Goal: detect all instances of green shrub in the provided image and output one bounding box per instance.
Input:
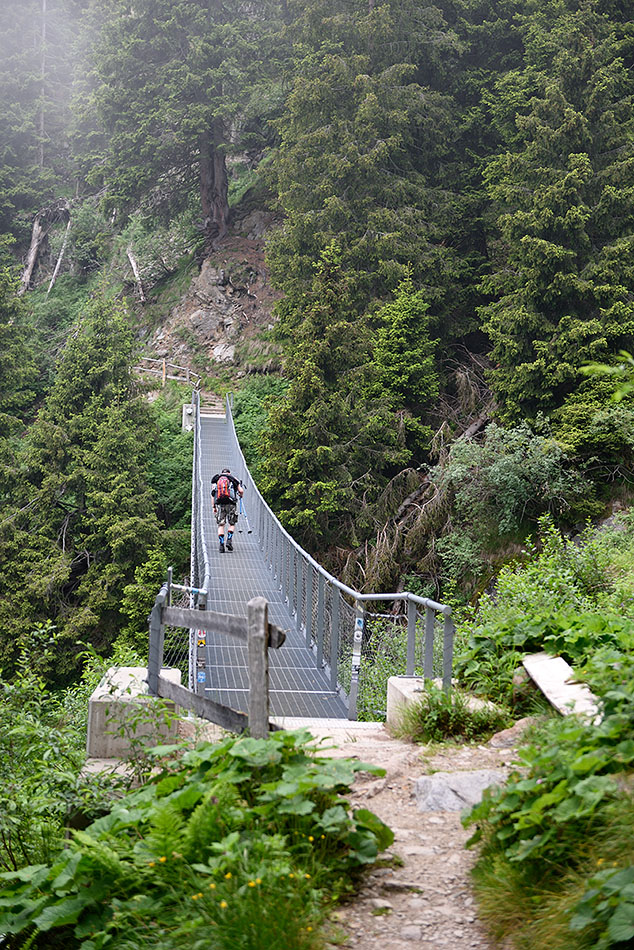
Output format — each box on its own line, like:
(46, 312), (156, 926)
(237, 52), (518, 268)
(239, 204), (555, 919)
(70, 202), (113, 272)
(464, 675), (634, 949)
(0, 731), (393, 950)
(233, 376), (288, 480)
(457, 610), (634, 706)
(453, 514), (634, 704)
(393, 682), (510, 743)
(431, 424), (593, 537)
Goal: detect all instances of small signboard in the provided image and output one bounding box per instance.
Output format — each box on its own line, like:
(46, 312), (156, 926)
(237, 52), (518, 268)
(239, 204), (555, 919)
(197, 670), (206, 684)
(197, 638), (206, 647)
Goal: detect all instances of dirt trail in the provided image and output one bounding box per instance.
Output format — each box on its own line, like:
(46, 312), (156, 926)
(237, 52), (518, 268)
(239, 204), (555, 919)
(303, 722), (516, 950)
(182, 718), (521, 949)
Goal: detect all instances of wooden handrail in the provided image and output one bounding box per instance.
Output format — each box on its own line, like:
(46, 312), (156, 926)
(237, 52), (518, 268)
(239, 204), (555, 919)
(148, 590), (281, 738)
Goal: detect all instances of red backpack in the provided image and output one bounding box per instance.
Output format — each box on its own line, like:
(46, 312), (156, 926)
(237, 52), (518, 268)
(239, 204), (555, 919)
(215, 475), (233, 503)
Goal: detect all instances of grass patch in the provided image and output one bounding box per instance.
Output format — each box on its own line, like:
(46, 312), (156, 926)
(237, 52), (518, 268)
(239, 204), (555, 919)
(0, 731), (394, 950)
(393, 682), (510, 743)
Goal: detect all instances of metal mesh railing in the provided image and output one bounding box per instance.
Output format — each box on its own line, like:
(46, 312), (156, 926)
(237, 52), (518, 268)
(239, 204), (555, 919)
(165, 388), (210, 693)
(219, 396), (455, 718)
(180, 390), (455, 717)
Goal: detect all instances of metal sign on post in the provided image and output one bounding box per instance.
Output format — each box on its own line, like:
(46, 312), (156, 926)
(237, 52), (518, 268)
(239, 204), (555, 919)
(347, 609), (364, 720)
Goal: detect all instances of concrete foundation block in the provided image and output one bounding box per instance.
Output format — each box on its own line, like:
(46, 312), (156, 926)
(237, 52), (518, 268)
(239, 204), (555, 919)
(86, 666), (182, 759)
(387, 677), (428, 730)
(387, 676), (496, 731)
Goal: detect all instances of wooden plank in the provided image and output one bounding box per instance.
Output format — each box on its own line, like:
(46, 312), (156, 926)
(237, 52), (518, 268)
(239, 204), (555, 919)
(248, 597), (269, 739)
(156, 676), (248, 733)
(161, 605), (286, 649)
(156, 675), (281, 735)
(523, 653), (600, 720)
(163, 606), (247, 639)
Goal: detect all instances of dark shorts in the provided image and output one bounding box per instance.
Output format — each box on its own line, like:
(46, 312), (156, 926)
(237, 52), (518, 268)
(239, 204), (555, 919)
(215, 503), (237, 526)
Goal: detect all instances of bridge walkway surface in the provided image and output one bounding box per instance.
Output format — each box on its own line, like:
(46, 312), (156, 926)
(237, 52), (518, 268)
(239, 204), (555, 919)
(199, 412), (347, 719)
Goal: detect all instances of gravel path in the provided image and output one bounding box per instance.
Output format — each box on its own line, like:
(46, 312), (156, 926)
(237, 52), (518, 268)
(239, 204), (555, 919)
(300, 722), (522, 950)
(181, 718), (525, 949)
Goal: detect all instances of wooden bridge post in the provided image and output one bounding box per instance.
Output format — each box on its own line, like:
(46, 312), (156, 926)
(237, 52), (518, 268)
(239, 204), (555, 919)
(148, 584), (168, 695)
(248, 596), (270, 738)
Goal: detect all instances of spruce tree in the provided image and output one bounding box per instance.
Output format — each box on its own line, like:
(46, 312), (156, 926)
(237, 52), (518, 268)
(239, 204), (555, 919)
(481, 2), (634, 422)
(0, 294), (161, 681)
(91, 0), (283, 247)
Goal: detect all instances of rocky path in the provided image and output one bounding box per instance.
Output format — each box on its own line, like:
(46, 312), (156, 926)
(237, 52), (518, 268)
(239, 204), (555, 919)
(183, 717), (525, 949)
(302, 722), (523, 950)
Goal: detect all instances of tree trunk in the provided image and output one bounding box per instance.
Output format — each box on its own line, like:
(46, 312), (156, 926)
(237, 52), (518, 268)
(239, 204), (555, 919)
(19, 200), (69, 295)
(39, 0), (47, 168)
(199, 119), (229, 251)
(126, 247), (146, 303)
(19, 214), (46, 295)
(47, 216), (71, 296)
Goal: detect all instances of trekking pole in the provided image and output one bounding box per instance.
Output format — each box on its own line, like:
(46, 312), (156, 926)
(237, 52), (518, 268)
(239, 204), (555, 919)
(239, 496), (252, 534)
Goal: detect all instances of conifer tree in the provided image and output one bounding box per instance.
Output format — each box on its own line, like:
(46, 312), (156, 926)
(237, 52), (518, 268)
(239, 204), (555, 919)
(0, 294), (161, 680)
(91, 0), (282, 247)
(262, 243), (409, 549)
(481, 2), (634, 422)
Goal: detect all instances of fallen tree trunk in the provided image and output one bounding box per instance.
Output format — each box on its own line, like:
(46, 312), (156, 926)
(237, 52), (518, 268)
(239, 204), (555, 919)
(46, 217), (71, 296)
(19, 200), (70, 295)
(19, 214), (47, 295)
(126, 247), (146, 303)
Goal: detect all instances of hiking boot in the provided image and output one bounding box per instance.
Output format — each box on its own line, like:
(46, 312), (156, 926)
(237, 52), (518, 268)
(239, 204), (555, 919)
(226, 539), (233, 551)
(219, 540), (225, 553)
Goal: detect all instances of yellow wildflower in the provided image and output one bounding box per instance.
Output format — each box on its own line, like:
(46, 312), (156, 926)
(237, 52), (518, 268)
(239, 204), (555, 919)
(209, 883), (216, 890)
(308, 836), (314, 842)
(220, 900), (228, 909)
(159, 856), (167, 864)
(248, 881), (256, 888)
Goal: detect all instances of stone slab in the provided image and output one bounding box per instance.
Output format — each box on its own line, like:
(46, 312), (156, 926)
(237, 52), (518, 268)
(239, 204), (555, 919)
(414, 769), (509, 812)
(523, 652), (600, 720)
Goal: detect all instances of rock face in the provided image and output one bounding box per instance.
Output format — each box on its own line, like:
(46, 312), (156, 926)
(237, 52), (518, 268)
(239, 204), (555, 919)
(145, 234), (281, 371)
(413, 769), (509, 812)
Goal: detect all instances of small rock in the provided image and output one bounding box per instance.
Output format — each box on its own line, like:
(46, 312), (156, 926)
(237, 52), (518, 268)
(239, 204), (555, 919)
(381, 879), (422, 892)
(401, 844), (437, 856)
(211, 343), (235, 363)
(367, 898), (393, 911)
(489, 716), (535, 748)
(400, 925), (423, 940)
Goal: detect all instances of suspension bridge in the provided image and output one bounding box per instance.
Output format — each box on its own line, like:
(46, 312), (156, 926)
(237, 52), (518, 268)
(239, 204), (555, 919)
(154, 387), (455, 726)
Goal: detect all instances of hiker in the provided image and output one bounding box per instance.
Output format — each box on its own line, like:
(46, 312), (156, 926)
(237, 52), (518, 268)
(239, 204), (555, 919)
(211, 468), (244, 552)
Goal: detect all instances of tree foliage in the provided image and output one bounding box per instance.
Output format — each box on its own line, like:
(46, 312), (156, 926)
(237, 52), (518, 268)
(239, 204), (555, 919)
(0, 293), (161, 680)
(481, 3), (634, 421)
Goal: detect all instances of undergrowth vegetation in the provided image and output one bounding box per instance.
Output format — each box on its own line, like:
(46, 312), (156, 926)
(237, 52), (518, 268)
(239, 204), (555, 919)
(0, 731), (393, 950)
(455, 512), (634, 949)
(393, 683), (510, 744)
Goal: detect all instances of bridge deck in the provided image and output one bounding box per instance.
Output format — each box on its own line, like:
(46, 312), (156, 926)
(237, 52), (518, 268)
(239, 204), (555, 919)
(199, 413), (347, 718)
